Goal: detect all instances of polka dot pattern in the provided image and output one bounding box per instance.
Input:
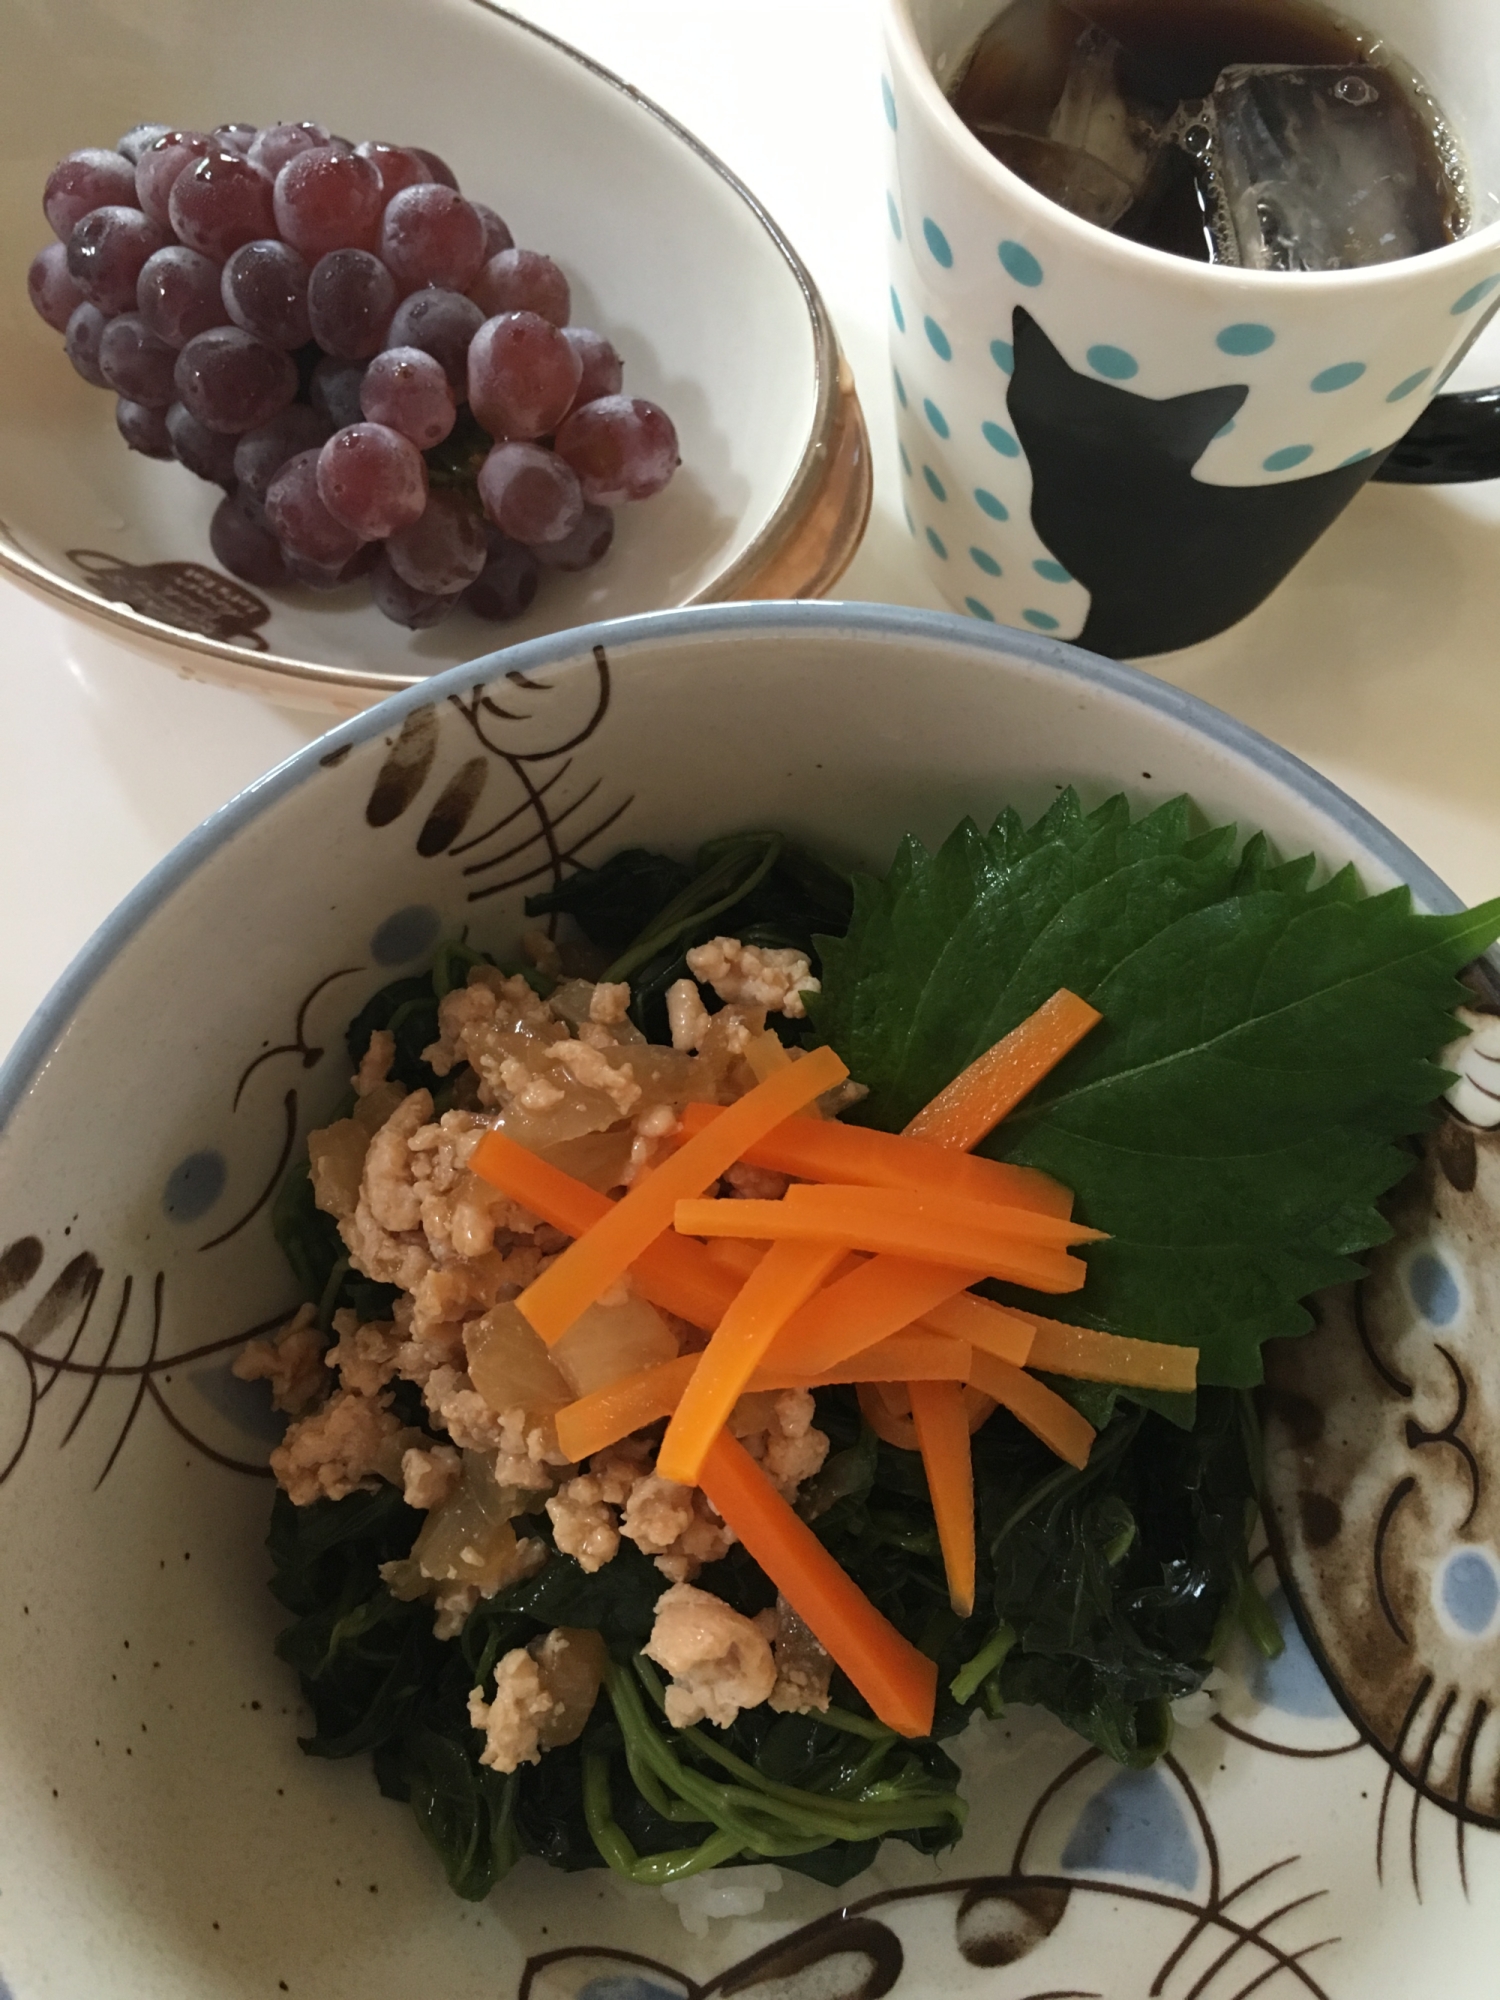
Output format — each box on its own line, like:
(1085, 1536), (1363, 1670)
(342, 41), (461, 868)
(974, 487), (1009, 521)
(893, 368), (907, 409)
(926, 526), (949, 559)
(899, 442), (912, 476)
(923, 217), (953, 268)
(924, 397), (950, 438)
(1452, 274), (1500, 314)
(881, 75), (898, 130)
(982, 420), (1020, 458)
(1311, 361), (1365, 393)
(990, 338), (1014, 375)
(889, 286), (905, 334)
(1033, 558), (1071, 582)
(1387, 368), (1433, 403)
(924, 315), (952, 361)
(1264, 444), (1314, 473)
(1217, 323), (1276, 356)
(1087, 344), (1138, 381)
(1023, 608), (1060, 630)
(923, 464), (947, 501)
(903, 500), (916, 537)
(886, 192), (902, 240)
(970, 547), (1001, 576)
(998, 239), (1043, 287)
(965, 597), (995, 621)
(1340, 448), (1373, 466)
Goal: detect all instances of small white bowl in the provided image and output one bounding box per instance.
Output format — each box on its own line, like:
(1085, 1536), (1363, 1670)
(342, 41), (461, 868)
(0, 0), (869, 710)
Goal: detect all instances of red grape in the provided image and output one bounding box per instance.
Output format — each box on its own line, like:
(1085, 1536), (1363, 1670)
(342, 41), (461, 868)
(359, 346), (454, 446)
(285, 539), (378, 589)
(555, 395), (679, 504)
(233, 404), (332, 500)
(67, 206), (169, 314)
(306, 248), (396, 359)
(137, 245), (230, 346)
(310, 355), (367, 428)
(135, 131), (215, 227)
(468, 311), (581, 440)
(248, 122), (332, 178)
(385, 488), (486, 592)
(266, 447), (365, 565)
(221, 238), (311, 347)
(169, 150), (276, 260)
(477, 440), (582, 544)
(273, 145), (383, 257)
(117, 123), (171, 165)
(174, 325), (298, 432)
(166, 401), (239, 484)
(382, 287), (480, 392)
(468, 247), (570, 326)
(44, 149), (139, 239)
(316, 422), (428, 538)
(562, 327), (624, 412)
(211, 488), (291, 585)
(370, 551), (462, 626)
(354, 141), (431, 201)
(99, 312), (178, 405)
(379, 184), (486, 294)
(472, 201), (513, 261)
(28, 241), (86, 332)
(532, 501), (614, 570)
(63, 303), (110, 386)
(116, 396), (172, 457)
(412, 148), (459, 190)
(464, 538), (539, 620)
(213, 123), (259, 155)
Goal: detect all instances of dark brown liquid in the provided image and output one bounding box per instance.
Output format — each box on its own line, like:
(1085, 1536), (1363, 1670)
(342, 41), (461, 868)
(950, 0), (1465, 262)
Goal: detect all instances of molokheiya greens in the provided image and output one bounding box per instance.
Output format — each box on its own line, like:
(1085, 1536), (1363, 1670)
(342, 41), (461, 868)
(263, 794), (1500, 1899)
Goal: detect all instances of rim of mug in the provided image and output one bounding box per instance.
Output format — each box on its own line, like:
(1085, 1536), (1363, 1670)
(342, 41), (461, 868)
(883, 0), (1500, 297)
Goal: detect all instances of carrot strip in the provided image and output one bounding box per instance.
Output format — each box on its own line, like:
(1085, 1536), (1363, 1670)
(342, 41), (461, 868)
(903, 989), (1101, 1150)
(674, 1103), (1073, 1217)
(656, 1241), (846, 1485)
(920, 1290), (1034, 1368)
(702, 1237), (770, 1280)
(909, 1380), (976, 1617)
(675, 1193), (1094, 1295)
(769, 1330), (972, 1387)
(698, 1430), (938, 1738)
(766, 1255), (985, 1376)
(554, 1354), (697, 1463)
(514, 1045), (848, 1342)
(782, 1185), (1099, 1248)
(858, 1382), (919, 1450)
(967, 1349), (1095, 1469)
(1025, 1314), (1199, 1392)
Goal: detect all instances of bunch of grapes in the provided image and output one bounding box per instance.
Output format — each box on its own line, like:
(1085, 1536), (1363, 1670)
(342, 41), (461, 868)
(28, 121), (680, 628)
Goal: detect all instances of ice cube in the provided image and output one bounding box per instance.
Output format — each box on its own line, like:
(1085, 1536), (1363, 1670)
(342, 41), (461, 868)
(971, 123), (1136, 228)
(1210, 64), (1435, 271)
(1049, 25), (1169, 201)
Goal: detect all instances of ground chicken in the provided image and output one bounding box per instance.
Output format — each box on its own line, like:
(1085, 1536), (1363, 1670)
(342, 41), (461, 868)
(685, 938), (821, 1020)
(644, 1584), (777, 1729)
(541, 1036), (640, 1117)
(522, 928), (564, 979)
(232, 1303), (328, 1415)
(723, 1160), (791, 1202)
(590, 980), (631, 1025)
(759, 1389), (830, 1498)
(270, 1388), (419, 1506)
(666, 977), (711, 1053)
(620, 1474), (696, 1556)
(326, 1310), (402, 1398)
(402, 1443), (462, 1510)
(467, 1646), (562, 1772)
(546, 1478), (620, 1572)
(433, 1581), (481, 1640)
(353, 1028), (396, 1098)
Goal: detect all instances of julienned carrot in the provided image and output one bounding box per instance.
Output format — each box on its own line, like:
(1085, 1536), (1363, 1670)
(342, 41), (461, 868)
(554, 1354), (697, 1463)
(470, 1132), (743, 1332)
(674, 1103), (1073, 1217)
(698, 1429), (938, 1738)
(656, 1241), (847, 1485)
(1025, 1314), (1199, 1392)
(967, 1349), (1095, 1469)
(766, 1255), (985, 1376)
(903, 989), (1102, 1151)
(515, 1045), (848, 1342)
(773, 1329), (972, 1386)
(675, 1192), (1094, 1295)
(920, 1290), (1034, 1368)
(703, 1237), (770, 1280)
(858, 1382), (919, 1450)
(783, 1185), (1099, 1250)
(909, 1380), (976, 1617)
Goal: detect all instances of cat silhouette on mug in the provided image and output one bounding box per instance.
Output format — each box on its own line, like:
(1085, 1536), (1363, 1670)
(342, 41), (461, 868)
(1006, 306), (1387, 658)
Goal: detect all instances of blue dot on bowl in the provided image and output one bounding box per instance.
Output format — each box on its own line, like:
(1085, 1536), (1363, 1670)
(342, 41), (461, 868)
(982, 420), (1020, 458)
(886, 191), (902, 240)
(899, 442), (912, 476)
(1062, 1767), (1198, 1890)
(998, 239), (1043, 287)
(990, 338), (1015, 375)
(580, 1977), (690, 2000)
(923, 464), (947, 501)
(926, 526), (949, 559)
(974, 487), (1010, 521)
(371, 903), (442, 965)
(1214, 418), (1236, 438)
(1452, 273), (1500, 314)
(1263, 444), (1314, 473)
(1033, 557), (1071, 582)
(1311, 360), (1366, 393)
(1340, 448), (1373, 466)
(162, 1149), (227, 1223)
(1217, 322), (1276, 356)
(970, 547), (1001, 576)
(923, 217), (953, 268)
(881, 75), (898, 130)
(1023, 608), (1060, 630)
(1408, 1248), (1460, 1325)
(903, 500), (916, 536)
(893, 366), (908, 408)
(889, 285), (906, 333)
(965, 596), (996, 621)
(924, 314), (952, 361)
(924, 397), (950, 439)
(1087, 343), (1138, 381)
(1387, 367), (1433, 403)
(1439, 1548), (1500, 1636)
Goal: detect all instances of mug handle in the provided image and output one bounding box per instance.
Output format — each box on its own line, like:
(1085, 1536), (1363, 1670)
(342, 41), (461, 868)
(1373, 387), (1500, 483)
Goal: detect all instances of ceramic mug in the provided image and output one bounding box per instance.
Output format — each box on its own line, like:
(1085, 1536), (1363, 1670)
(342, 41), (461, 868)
(882, 0), (1500, 657)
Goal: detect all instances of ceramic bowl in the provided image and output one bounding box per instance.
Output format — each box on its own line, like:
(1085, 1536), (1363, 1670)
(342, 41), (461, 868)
(0, 0), (869, 711)
(2, 601), (1497, 1999)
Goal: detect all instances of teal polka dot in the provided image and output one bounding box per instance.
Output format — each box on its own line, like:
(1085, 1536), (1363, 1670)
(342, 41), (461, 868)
(1023, 608), (1060, 630)
(924, 397), (950, 439)
(1452, 274), (1500, 314)
(1311, 361), (1366, 393)
(893, 367), (907, 408)
(1387, 368), (1433, 403)
(923, 217), (953, 268)
(1087, 344), (1138, 381)
(881, 75), (898, 130)
(1264, 444), (1314, 472)
(924, 315), (952, 360)
(965, 597), (996, 621)
(1215, 419), (1236, 438)
(890, 286), (905, 333)
(1033, 558), (1071, 582)
(990, 338), (1015, 375)
(1217, 322), (1276, 356)
(886, 192), (902, 240)
(904, 500), (916, 536)
(899, 442), (912, 476)
(999, 239), (1043, 287)
(982, 420), (1020, 457)
(1340, 448), (1373, 466)
(923, 464), (947, 501)
(926, 526), (949, 559)
(974, 487), (1009, 521)
(970, 547), (1001, 576)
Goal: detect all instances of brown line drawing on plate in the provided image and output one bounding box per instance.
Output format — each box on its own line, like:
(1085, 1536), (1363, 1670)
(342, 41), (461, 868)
(198, 1089), (299, 1252)
(233, 966), (362, 1109)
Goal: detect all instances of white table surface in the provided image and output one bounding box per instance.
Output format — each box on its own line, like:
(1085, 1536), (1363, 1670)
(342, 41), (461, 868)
(4, 0), (1500, 1067)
